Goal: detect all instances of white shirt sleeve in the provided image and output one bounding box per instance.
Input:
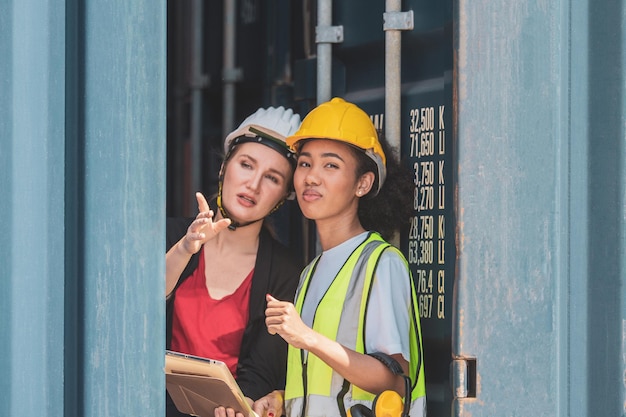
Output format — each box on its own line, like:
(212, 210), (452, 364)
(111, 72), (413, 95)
(365, 249), (412, 362)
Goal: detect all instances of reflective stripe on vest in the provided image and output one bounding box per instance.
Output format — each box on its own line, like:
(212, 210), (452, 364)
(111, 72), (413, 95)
(284, 232), (426, 417)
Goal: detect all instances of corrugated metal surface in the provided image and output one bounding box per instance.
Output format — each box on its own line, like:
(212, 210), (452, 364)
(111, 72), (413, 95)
(453, 0), (625, 416)
(1, 1), (167, 416)
(0, 2), (67, 415)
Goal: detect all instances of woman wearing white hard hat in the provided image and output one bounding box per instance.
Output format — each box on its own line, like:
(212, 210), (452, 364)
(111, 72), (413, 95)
(165, 106), (303, 417)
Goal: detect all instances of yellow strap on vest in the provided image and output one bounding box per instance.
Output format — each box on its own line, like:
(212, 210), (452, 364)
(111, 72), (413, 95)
(351, 240), (390, 401)
(309, 246), (363, 396)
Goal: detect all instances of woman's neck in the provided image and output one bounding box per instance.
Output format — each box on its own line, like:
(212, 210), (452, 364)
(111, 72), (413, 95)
(316, 217), (365, 251)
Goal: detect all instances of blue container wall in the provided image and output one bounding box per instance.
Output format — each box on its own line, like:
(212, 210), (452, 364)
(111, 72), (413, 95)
(453, 0), (625, 416)
(0, 1), (166, 416)
(0, 2), (67, 415)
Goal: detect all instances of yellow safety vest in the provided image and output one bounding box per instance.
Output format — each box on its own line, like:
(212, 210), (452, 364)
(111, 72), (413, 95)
(284, 232), (426, 417)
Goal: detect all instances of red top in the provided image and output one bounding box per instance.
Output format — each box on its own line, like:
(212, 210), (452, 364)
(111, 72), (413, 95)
(171, 246), (253, 377)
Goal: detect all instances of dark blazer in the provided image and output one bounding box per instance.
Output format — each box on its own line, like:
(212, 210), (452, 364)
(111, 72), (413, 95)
(166, 217), (302, 400)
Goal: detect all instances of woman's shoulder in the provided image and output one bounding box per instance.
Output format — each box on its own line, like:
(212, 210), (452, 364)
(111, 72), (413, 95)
(373, 246), (412, 295)
(365, 232), (406, 259)
(380, 243), (407, 260)
(255, 230), (302, 299)
(259, 228), (303, 270)
(273, 243), (303, 273)
(375, 243), (410, 274)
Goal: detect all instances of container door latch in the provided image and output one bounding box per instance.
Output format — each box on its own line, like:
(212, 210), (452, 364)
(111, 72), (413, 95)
(451, 358), (477, 399)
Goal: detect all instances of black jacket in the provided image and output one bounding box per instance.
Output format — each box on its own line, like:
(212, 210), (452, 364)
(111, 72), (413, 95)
(166, 217), (302, 400)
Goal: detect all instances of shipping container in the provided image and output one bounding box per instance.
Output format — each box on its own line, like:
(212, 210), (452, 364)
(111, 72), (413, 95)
(2, 0), (624, 416)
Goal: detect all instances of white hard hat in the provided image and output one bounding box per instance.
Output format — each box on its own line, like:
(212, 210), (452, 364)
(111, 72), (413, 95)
(223, 106), (301, 154)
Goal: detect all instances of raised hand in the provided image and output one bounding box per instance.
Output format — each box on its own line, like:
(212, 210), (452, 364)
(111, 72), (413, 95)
(166, 192), (232, 296)
(180, 192), (232, 255)
(265, 294), (315, 350)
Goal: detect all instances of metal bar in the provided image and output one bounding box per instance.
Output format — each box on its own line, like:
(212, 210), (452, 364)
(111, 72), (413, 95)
(223, 0), (238, 137)
(190, 0), (206, 213)
(384, 2), (413, 151)
(316, 0), (333, 104)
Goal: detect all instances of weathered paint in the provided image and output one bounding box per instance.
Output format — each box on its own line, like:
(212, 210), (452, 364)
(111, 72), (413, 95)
(454, 0), (625, 416)
(0, 0), (167, 416)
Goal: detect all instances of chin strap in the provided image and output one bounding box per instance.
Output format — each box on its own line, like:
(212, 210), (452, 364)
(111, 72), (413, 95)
(216, 187), (261, 231)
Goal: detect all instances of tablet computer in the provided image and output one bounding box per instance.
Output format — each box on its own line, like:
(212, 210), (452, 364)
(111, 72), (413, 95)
(165, 350), (255, 417)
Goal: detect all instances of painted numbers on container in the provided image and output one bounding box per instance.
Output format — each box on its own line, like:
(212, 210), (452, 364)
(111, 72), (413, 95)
(408, 105), (446, 320)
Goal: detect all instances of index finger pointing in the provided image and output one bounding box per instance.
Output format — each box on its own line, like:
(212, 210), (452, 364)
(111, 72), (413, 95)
(196, 192), (210, 213)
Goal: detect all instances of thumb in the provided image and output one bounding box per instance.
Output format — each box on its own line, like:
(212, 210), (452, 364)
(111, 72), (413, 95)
(213, 217), (232, 233)
(251, 401), (273, 417)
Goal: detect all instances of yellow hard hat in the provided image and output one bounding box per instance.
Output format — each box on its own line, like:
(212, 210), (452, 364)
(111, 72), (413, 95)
(286, 97), (386, 195)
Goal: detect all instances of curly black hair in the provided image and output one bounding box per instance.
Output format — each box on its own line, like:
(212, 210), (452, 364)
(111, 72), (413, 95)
(352, 131), (414, 241)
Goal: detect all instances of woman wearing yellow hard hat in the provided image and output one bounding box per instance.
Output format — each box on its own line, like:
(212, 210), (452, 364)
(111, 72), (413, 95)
(251, 98), (427, 417)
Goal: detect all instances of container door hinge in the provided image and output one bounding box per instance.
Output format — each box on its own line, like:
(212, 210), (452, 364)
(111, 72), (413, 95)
(316, 25), (344, 44)
(451, 358), (477, 399)
(383, 10), (414, 31)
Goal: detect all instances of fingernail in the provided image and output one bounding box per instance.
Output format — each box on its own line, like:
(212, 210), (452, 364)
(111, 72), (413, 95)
(268, 413), (274, 417)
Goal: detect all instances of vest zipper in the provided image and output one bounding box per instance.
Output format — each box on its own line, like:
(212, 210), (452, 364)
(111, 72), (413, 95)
(301, 349), (308, 417)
